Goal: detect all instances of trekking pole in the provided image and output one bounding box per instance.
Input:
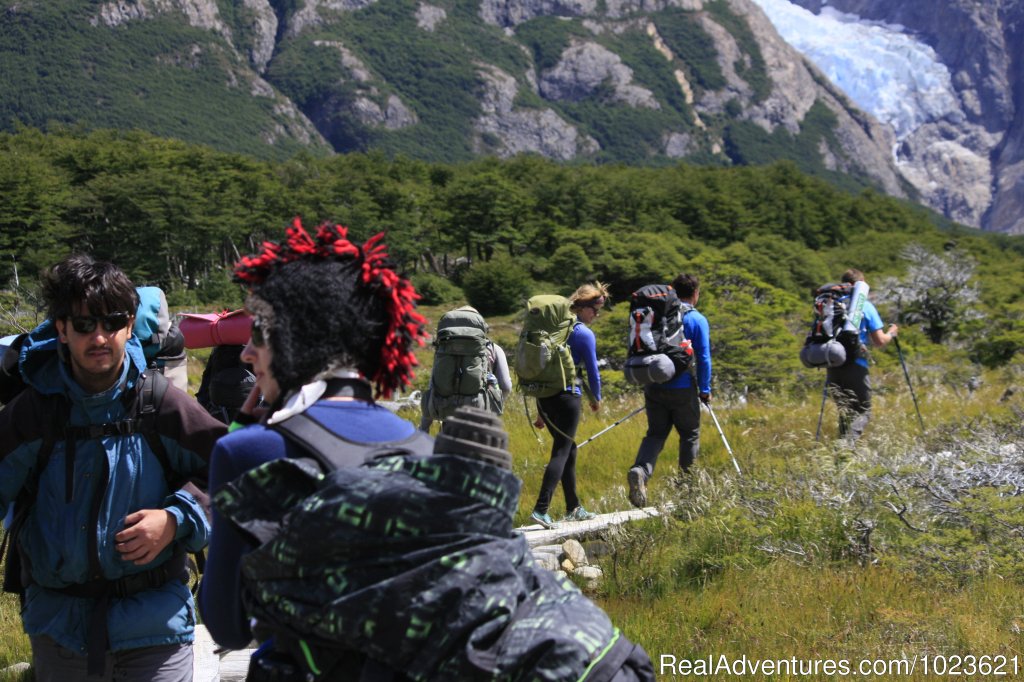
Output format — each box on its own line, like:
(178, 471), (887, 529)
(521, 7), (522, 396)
(815, 375), (828, 442)
(703, 402), (741, 475)
(577, 405), (645, 450)
(893, 337), (925, 433)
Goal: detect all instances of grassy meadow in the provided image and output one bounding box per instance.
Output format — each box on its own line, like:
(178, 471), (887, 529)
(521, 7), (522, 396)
(2, 304), (1023, 681)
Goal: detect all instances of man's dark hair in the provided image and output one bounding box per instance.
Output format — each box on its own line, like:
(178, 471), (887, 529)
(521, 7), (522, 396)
(40, 254), (139, 322)
(672, 273), (700, 299)
(841, 268), (866, 284)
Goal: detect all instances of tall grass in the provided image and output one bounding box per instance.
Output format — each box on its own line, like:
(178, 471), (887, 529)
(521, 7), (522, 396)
(2, 307), (1022, 680)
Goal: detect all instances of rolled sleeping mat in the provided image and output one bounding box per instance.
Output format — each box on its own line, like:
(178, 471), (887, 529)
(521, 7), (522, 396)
(843, 280), (869, 333)
(623, 353), (676, 386)
(179, 310), (252, 348)
(800, 339), (847, 368)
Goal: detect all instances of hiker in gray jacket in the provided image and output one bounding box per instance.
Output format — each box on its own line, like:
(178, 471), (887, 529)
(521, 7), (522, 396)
(419, 305), (512, 433)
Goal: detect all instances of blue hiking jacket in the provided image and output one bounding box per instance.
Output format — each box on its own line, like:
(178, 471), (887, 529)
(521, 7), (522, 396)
(0, 318), (224, 654)
(854, 300), (885, 369)
(661, 307), (712, 394)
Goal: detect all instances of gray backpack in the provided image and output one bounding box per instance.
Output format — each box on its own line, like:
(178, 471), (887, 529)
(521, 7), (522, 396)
(422, 307), (503, 422)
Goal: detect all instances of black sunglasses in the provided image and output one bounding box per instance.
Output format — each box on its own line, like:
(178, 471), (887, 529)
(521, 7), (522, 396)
(250, 318), (268, 347)
(69, 312), (131, 334)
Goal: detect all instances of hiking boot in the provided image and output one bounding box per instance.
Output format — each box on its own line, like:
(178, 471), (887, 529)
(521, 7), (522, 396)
(627, 467), (647, 508)
(530, 510), (559, 529)
(564, 505), (597, 522)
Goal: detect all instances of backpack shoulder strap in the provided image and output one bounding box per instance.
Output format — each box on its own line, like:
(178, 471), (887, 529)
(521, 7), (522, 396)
(272, 412), (434, 474)
(135, 371), (186, 491)
(2, 388), (68, 596)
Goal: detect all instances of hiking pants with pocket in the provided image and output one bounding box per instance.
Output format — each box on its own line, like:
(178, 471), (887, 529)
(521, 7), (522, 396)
(632, 383), (701, 478)
(30, 635), (192, 682)
(826, 362), (872, 441)
(533, 392), (582, 515)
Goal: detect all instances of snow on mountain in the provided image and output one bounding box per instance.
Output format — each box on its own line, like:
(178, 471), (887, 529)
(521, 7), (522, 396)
(750, 0), (962, 142)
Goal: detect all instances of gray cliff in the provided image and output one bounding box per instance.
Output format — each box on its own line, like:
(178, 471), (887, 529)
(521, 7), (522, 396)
(789, 0), (1024, 234)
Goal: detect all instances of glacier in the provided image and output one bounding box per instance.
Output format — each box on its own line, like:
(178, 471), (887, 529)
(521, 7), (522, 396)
(749, 0), (962, 142)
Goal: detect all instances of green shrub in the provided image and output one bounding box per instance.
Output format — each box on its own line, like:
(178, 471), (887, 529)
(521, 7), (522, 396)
(461, 257), (532, 315)
(411, 272), (462, 306)
(545, 244), (593, 286)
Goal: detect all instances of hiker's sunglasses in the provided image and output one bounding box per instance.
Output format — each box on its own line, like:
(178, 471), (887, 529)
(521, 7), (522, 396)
(69, 312), (131, 334)
(250, 317), (268, 347)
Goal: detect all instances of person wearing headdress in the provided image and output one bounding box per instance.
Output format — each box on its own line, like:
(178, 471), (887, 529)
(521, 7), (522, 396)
(199, 219), (428, 652)
(200, 222), (653, 681)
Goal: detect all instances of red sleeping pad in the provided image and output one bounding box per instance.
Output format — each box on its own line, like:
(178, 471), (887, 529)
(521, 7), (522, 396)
(179, 310), (252, 348)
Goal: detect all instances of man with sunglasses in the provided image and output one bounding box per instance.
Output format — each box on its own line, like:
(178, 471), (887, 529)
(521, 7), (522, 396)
(0, 253), (225, 681)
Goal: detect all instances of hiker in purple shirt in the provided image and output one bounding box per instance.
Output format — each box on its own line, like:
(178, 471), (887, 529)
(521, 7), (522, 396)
(529, 281), (608, 529)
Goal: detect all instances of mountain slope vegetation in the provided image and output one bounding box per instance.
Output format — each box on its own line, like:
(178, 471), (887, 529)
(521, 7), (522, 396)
(0, 0), (903, 197)
(2, 127), (1022, 397)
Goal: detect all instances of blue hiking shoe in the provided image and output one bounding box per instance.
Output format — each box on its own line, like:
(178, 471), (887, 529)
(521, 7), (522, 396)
(530, 510), (559, 529)
(564, 505), (597, 522)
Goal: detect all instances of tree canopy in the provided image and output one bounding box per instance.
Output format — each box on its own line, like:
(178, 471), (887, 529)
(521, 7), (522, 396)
(2, 127), (1022, 393)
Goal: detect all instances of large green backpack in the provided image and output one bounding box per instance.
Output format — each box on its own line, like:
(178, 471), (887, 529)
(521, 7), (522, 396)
(422, 307), (502, 422)
(514, 295), (576, 398)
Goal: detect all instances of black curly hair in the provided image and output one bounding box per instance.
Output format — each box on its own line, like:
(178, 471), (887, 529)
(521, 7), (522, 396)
(249, 259), (390, 393)
(233, 219), (426, 397)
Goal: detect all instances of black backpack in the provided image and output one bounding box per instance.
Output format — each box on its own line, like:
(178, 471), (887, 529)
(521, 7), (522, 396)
(196, 345), (257, 424)
(0, 333), (28, 405)
(800, 283), (862, 368)
(234, 378), (436, 680)
(623, 284), (694, 386)
(219, 405), (655, 682)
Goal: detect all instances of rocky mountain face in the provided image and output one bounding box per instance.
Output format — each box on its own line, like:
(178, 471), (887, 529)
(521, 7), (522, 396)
(8, 0), (935, 213)
(789, 0), (1024, 234)
(75, 0), (905, 187)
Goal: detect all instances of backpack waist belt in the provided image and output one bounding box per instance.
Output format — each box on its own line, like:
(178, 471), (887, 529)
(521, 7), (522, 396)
(41, 549), (189, 676)
(46, 549), (188, 599)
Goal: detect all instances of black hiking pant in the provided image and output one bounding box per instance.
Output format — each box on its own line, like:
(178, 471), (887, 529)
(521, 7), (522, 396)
(827, 362), (872, 441)
(533, 392), (582, 515)
(631, 383), (701, 479)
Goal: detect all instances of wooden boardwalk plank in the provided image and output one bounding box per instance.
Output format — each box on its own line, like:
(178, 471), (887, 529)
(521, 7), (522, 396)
(516, 506), (663, 547)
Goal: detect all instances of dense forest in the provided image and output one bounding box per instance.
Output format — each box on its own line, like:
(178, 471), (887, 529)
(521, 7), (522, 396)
(2, 127), (1023, 397)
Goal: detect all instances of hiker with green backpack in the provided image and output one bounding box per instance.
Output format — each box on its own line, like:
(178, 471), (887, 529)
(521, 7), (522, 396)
(516, 282), (607, 529)
(418, 305), (512, 433)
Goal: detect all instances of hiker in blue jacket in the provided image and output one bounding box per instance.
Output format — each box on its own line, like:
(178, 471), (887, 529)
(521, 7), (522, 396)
(627, 273), (711, 508)
(828, 268), (898, 441)
(199, 220), (429, 655)
(529, 281), (607, 529)
(0, 254), (225, 681)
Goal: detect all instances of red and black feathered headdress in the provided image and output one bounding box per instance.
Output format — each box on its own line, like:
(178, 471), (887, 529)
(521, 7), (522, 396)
(234, 218), (426, 398)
